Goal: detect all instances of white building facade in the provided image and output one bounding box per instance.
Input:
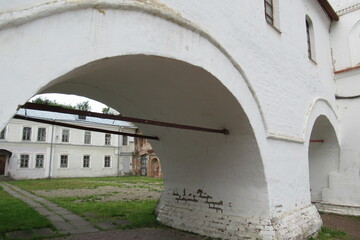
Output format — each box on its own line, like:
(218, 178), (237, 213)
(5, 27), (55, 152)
(0, 109), (135, 179)
(0, 0), (360, 239)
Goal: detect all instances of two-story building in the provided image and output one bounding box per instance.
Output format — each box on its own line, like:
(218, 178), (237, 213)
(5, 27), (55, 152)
(0, 109), (136, 179)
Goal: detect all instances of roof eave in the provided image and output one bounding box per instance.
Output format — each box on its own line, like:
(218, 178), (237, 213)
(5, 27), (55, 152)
(317, 0), (339, 21)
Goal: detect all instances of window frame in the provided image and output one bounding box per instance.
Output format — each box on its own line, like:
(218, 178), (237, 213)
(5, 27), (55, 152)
(83, 155), (90, 168)
(20, 154), (30, 168)
(37, 127), (46, 142)
(84, 131), (91, 144)
(60, 155), (68, 168)
(122, 135), (128, 146)
(22, 127), (32, 141)
(306, 16), (316, 62)
(61, 129), (70, 143)
(264, 0), (274, 25)
(105, 133), (111, 145)
(35, 154), (44, 168)
(104, 156), (111, 168)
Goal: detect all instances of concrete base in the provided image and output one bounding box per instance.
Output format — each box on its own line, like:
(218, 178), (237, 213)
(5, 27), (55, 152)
(315, 202), (360, 216)
(157, 204), (321, 240)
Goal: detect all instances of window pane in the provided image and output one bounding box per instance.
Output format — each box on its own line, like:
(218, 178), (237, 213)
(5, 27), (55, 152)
(62, 129), (69, 142)
(83, 155), (90, 168)
(37, 128), (46, 141)
(36, 155), (44, 168)
(105, 134), (111, 145)
(84, 131), (91, 144)
(20, 154), (29, 168)
(104, 156), (111, 167)
(22, 127), (31, 141)
(60, 155), (68, 168)
(122, 136), (128, 146)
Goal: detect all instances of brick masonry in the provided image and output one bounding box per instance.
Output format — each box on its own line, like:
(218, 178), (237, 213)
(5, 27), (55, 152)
(157, 198), (321, 240)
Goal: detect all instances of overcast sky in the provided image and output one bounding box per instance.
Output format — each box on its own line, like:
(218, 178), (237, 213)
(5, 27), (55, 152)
(31, 93), (107, 113)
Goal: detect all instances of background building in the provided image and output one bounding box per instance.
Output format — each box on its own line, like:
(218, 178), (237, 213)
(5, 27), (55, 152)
(0, 109), (136, 179)
(133, 131), (162, 178)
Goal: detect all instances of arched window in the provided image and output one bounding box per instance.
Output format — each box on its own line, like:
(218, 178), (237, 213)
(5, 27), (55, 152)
(306, 16), (316, 61)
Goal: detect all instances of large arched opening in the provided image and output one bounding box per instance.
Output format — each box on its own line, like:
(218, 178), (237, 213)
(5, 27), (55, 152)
(0, 3), (273, 238)
(308, 115), (340, 203)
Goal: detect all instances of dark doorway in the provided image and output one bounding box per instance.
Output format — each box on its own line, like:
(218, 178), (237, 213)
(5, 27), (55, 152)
(0, 155), (6, 175)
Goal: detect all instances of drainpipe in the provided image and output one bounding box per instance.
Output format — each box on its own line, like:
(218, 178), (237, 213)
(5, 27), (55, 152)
(117, 127), (123, 176)
(48, 123), (55, 178)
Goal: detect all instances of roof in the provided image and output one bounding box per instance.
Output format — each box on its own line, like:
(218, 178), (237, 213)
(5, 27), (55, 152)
(318, 0), (339, 21)
(16, 109), (136, 128)
(327, 0), (360, 12)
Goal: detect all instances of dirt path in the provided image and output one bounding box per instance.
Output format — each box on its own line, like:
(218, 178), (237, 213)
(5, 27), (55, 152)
(48, 228), (207, 240)
(322, 213), (360, 240)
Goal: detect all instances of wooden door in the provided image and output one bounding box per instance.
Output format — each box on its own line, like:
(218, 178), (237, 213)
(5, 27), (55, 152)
(0, 155), (6, 175)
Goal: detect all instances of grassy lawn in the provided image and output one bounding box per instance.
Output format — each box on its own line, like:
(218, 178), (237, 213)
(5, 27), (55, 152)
(10, 176), (163, 191)
(311, 227), (349, 240)
(0, 185), (54, 237)
(9, 176), (164, 229)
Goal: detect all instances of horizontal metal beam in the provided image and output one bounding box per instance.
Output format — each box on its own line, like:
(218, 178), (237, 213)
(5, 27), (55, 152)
(14, 115), (159, 140)
(20, 102), (229, 135)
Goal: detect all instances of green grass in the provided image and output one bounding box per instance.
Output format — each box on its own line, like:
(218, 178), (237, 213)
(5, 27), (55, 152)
(9, 176), (164, 230)
(311, 227), (349, 240)
(10, 176), (163, 192)
(51, 197), (161, 228)
(0, 186), (54, 236)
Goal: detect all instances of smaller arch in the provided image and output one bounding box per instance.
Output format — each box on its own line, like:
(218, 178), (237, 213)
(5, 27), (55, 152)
(149, 157), (162, 178)
(307, 115), (340, 203)
(349, 20), (360, 66)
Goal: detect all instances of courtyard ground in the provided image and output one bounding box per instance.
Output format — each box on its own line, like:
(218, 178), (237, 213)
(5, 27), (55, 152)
(0, 176), (359, 240)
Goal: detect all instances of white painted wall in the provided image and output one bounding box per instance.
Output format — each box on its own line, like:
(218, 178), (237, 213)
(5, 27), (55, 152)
(0, 0), (348, 239)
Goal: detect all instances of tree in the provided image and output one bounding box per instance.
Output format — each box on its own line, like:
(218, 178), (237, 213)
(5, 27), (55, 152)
(31, 97), (91, 111)
(76, 101), (91, 111)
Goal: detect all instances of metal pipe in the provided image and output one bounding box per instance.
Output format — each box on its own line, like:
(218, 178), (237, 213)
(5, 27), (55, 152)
(14, 115), (159, 140)
(20, 102), (229, 135)
(48, 124), (55, 178)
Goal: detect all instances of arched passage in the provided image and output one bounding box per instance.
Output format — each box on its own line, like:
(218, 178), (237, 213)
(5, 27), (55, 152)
(0, 4), (274, 239)
(308, 115), (340, 203)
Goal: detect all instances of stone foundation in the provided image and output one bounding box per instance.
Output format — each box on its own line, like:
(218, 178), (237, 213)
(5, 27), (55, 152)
(157, 204), (321, 240)
(315, 202), (360, 216)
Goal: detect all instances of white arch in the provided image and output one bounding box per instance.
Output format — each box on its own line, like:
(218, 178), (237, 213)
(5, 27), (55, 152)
(0, 0), (269, 138)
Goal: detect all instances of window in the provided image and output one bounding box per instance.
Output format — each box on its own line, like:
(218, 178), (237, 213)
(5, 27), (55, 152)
(37, 128), (46, 141)
(22, 127), (32, 141)
(83, 155), (90, 168)
(60, 155), (68, 168)
(84, 131), (91, 144)
(62, 129), (70, 142)
(264, 0), (274, 25)
(20, 154), (29, 168)
(122, 135), (128, 146)
(0, 128), (5, 140)
(104, 156), (111, 168)
(105, 134), (111, 145)
(35, 154), (44, 168)
(306, 17), (316, 61)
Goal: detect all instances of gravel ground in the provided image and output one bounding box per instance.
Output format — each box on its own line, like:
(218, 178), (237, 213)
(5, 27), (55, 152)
(33, 185), (162, 202)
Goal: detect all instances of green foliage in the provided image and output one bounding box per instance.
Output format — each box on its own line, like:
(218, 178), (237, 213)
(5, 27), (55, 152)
(0, 186), (53, 234)
(102, 107), (111, 114)
(31, 97), (91, 111)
